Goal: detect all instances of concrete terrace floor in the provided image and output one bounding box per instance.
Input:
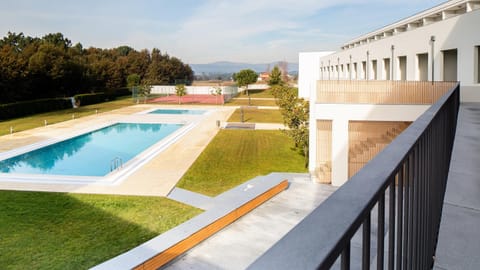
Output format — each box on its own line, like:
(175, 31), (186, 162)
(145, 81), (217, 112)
(163, 174), (337, 270)
(434, 103), (480, 270)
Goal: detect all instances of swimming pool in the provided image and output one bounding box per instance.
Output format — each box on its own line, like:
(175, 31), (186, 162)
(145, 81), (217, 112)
(0, 123), (182, 177)
(149, 109), (206, 115)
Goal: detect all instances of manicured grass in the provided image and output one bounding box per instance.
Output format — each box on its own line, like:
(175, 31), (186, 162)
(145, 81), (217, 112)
(0, 191), (202, 269)
(0, 97), (134, 136)
(244, 89), (275, 98)
(226, 98), (278, 107)
(176, 130), (306, 196)
(227, 108), (284, 123)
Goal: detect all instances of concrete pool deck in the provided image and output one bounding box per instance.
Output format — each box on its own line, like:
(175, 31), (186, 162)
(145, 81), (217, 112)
(0, 104), (236, 196)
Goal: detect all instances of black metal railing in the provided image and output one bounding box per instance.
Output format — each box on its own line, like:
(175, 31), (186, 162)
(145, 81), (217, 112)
(248, 83), (459, 270)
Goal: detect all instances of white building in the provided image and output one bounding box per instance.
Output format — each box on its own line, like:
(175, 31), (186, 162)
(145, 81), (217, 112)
(300, 0), (480, 186)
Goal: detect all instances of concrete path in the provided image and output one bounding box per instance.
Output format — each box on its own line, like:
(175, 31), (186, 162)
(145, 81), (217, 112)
(167, 188), (215, 210)
(223, 122), (287, 130)
(163, 173), (337, 270)
(434, 103), (480, 270)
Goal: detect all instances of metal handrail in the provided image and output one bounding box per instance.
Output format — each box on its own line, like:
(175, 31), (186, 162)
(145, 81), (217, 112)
(110, 157), (123, 172)
(249, 83), (459, 269)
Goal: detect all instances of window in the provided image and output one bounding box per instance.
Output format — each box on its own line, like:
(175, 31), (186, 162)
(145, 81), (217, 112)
(442, 49), (458, 81)
(372, 60), (377, 80)
(354, 63), (358, 79)
(398, 56), (407, 81)
(383, 58), (391, 80)
(362, 61), (366, 80)
(417, 53), (428, 81)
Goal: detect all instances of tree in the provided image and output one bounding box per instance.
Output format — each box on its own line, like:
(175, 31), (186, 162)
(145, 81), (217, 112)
(0, 32), (193, 104)
(137, 80), (152, 104)
(127, 73), (141, 102)
(126, 73), (141, 88)
(271, 85), (310, 167)
(233, 69), (258, 96)
(175, 84), (186, 104)
(211, 86), (223, 105)
(268, 65), (283, 86)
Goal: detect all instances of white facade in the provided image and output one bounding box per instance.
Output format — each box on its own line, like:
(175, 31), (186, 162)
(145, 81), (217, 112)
(300, 0), (480, 101)
(302, 0), (480, 186)
(298, 52), (334, 98)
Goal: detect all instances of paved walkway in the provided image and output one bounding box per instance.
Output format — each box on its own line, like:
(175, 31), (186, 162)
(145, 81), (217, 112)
(223, 122), (287, 130)
(163, 173), (337, 270)
(167, 187), (215, 210)
(0, 105), (236, 196)
(434, 103), (480, 270)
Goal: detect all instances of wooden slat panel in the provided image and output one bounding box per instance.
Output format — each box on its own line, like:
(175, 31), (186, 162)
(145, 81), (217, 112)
(348, 121), (411, 178)
(316, 120), (332, 183)
(316, 81), (456, 104)
(134, 180), (289, 270)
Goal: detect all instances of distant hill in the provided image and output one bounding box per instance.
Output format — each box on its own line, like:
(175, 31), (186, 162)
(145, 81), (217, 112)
(190, 61), (299, 75)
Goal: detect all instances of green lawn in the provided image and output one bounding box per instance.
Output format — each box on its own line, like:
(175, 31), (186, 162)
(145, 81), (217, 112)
(0, 191), (202, 269)
(244, 89), (275, 98)
(176, 130), (307, 196)
(227, 108), (284, 123)
(225, 98), (278, 107)
(0, 97), (134, 136)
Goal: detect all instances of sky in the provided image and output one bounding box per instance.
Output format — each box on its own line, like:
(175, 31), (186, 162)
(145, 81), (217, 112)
(0, 0), (446, 64)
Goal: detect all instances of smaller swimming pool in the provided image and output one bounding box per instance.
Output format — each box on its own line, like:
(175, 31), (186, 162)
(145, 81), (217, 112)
(149, 109), (206, 115)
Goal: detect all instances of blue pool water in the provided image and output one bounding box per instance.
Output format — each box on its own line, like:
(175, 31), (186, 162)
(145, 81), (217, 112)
(0, 123), (182, 177)
(149, 109), (206, 115)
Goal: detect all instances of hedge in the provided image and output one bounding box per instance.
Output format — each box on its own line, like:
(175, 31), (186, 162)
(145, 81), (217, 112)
(74, 93), (108, 106)
(74, 88), (131, 107)
(0, 98), (72, 120)
(0, 88), (132, 120)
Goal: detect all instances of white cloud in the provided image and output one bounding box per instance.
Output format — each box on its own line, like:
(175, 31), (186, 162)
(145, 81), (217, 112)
(0, 0), (447, 63)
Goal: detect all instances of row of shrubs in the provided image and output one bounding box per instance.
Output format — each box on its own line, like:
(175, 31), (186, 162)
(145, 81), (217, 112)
(0, 98), (72, 120)
(0, 88), (132, 120)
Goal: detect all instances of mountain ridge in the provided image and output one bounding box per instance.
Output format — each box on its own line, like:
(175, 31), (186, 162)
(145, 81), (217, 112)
(190, 61), (299, 74)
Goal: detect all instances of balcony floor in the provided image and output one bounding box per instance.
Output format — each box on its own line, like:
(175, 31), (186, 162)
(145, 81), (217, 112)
(162, 173), (337, 270)
(434, 103), (480, 270)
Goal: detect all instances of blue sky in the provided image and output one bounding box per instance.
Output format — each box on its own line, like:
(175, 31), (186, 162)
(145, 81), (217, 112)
(0, 0), (445, 64)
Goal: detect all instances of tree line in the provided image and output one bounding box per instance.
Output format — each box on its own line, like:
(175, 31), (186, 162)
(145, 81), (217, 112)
(0, 32), (194, 103)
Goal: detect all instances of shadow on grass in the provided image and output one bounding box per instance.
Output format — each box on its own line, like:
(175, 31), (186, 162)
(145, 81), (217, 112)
(0, 190), (199, 269)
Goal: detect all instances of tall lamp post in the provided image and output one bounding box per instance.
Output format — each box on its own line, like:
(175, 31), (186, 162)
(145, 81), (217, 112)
(366, 51), (370, 80)
(349, 55), (352, 80)
(328, 60), (331, 80)
(391, 45), (395, 80)
(337, 57), (340, 80)
(430, 36), (435, 84)
(321, 61), (324, 80)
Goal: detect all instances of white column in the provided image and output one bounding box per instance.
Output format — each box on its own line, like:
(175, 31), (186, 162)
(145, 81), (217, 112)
(331, 118), (349, 186)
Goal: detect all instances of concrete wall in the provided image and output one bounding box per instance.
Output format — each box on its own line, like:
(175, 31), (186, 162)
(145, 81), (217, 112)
(298, 52), (334, 99)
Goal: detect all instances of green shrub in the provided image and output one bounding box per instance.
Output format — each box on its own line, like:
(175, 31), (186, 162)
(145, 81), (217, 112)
(0, 98), (72, 120)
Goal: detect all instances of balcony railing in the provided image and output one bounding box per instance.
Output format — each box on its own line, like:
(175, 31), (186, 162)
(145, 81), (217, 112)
(249, 83), (459, 269)
(316, 80), (457, 104)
